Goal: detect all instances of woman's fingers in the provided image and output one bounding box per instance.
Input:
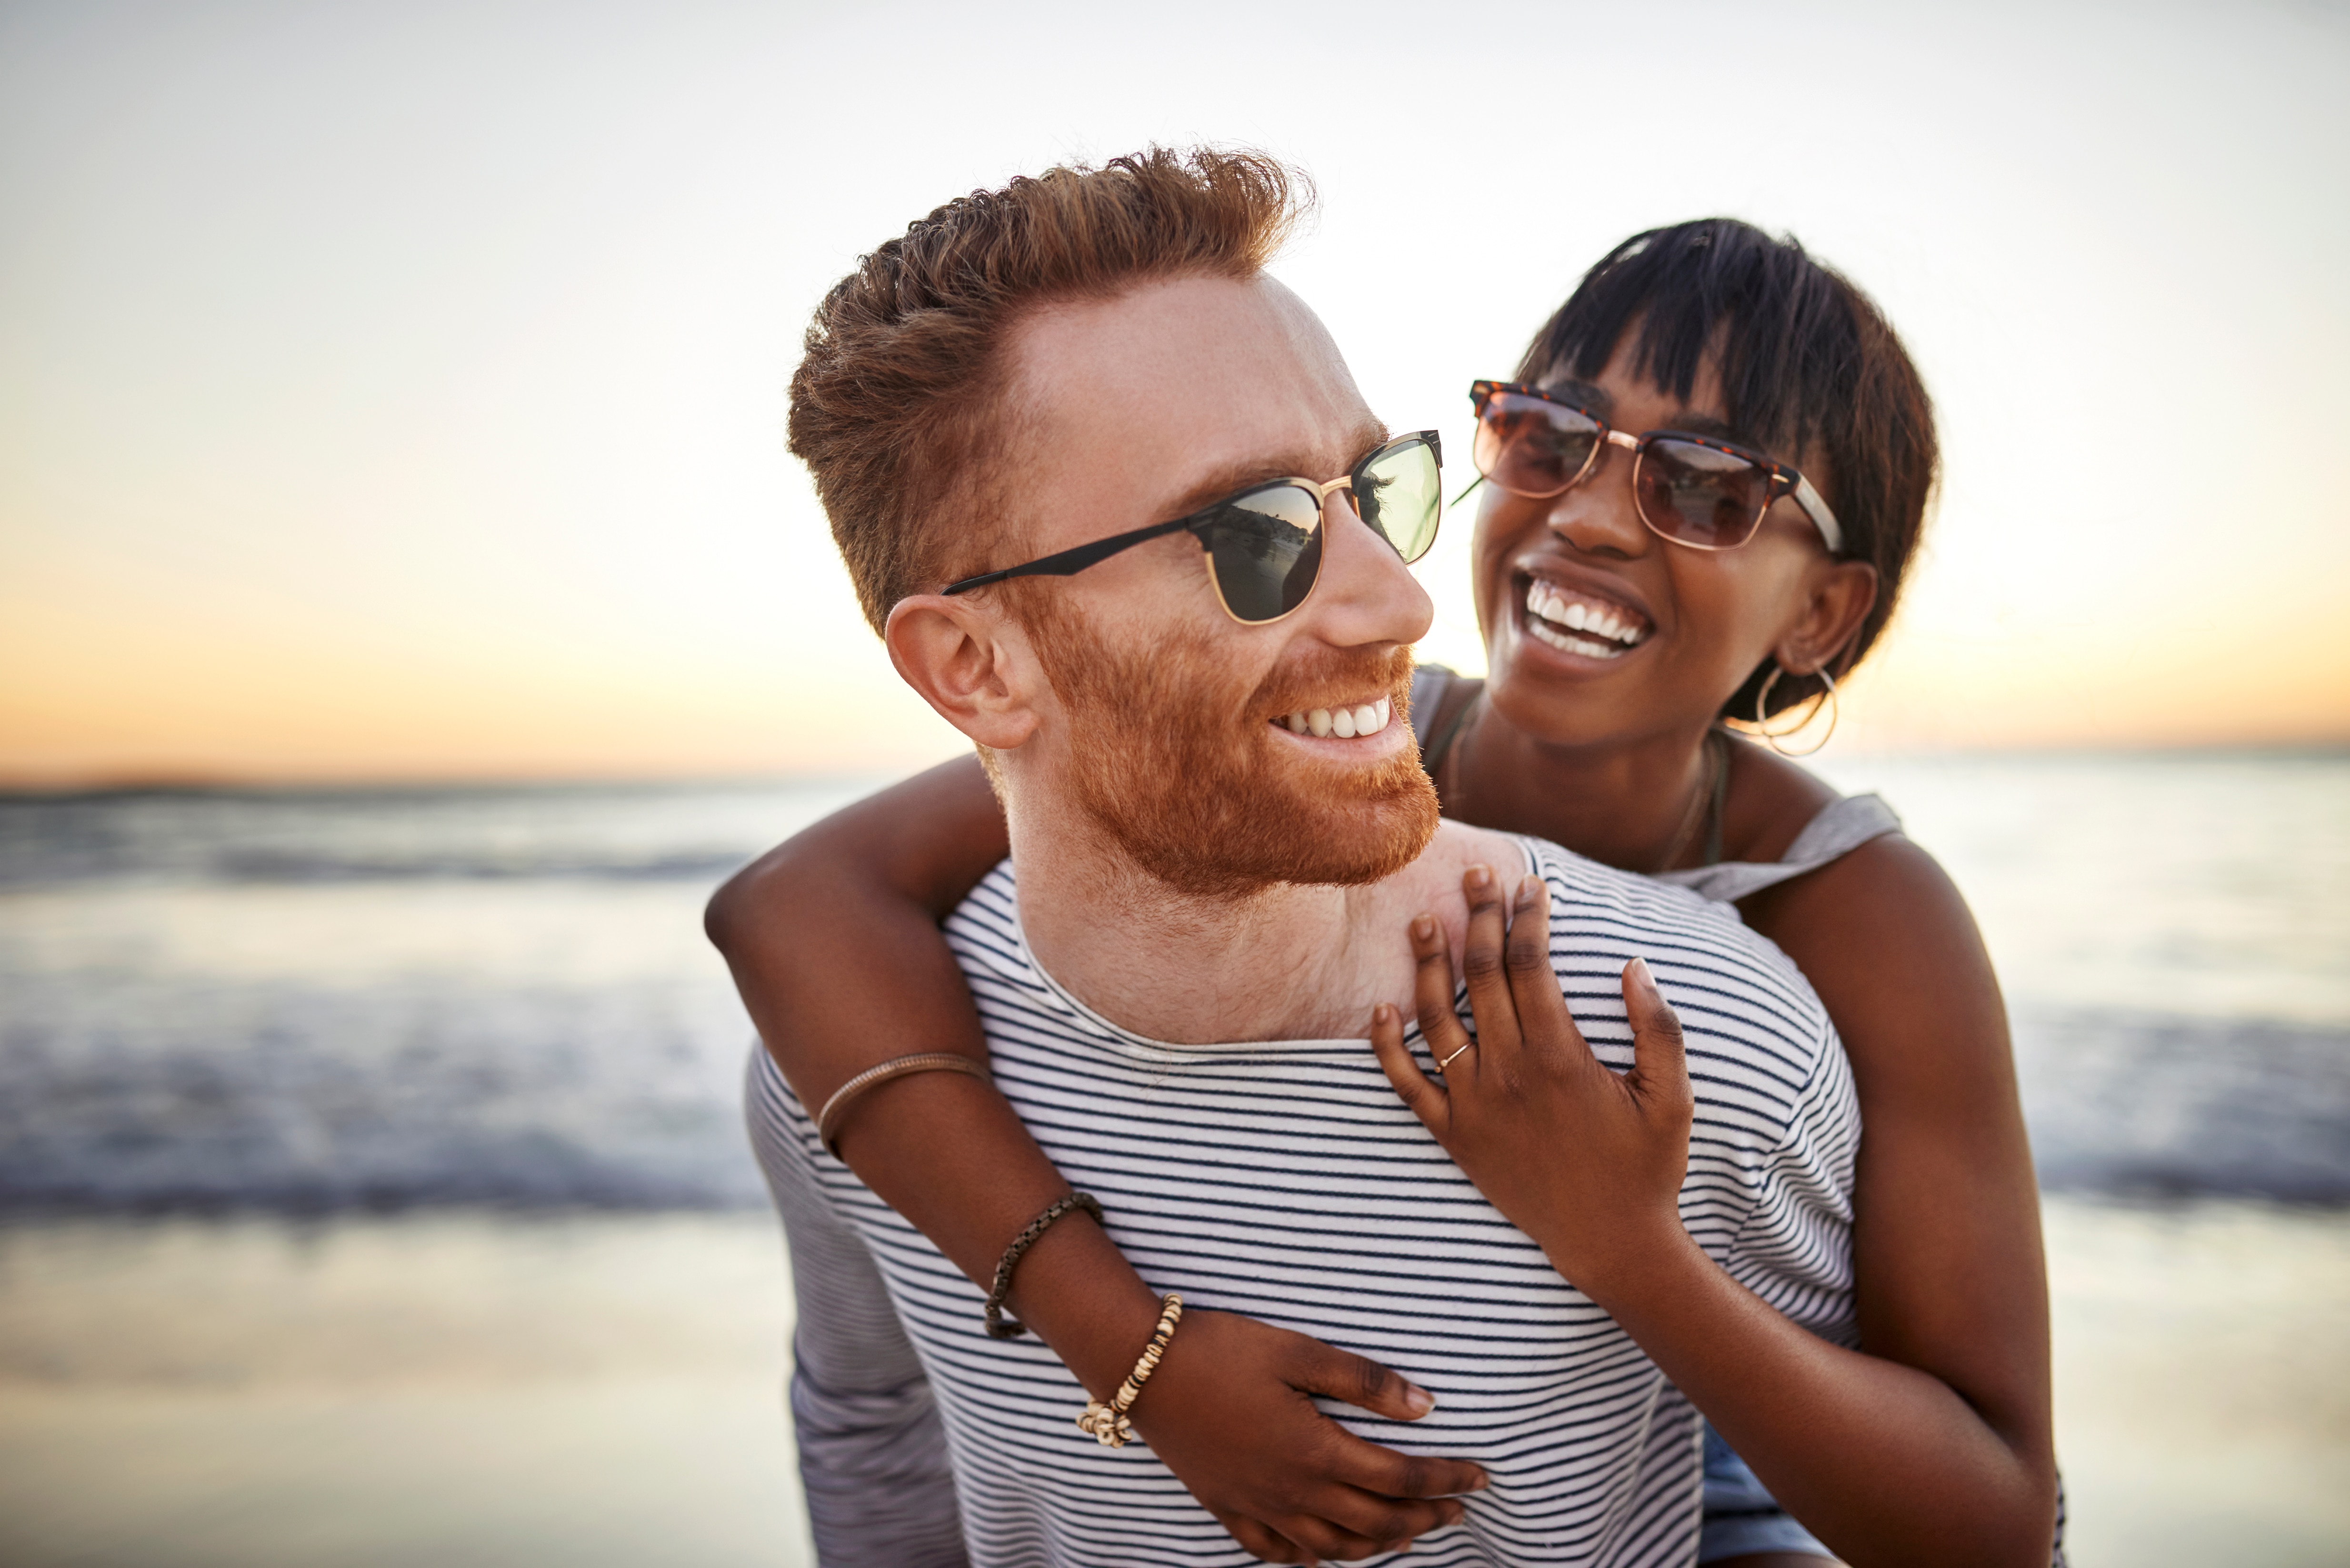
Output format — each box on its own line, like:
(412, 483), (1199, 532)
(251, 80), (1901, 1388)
(1218, 1513), (1309, 1564)
(1274, 1479), (1462, 1558)
(1502, 873), (1585, 1052)
(1261, 1510), (1410, 1563)
(1310, 1428), (1487, 1505)
(1621, 957), (1695, 1127)
(1408, 914), (1474, 1068)
(1457, 866), (1522, 1055)
(1369, 999), (1450, 1138)
(1282, 1334), (1448, 1437)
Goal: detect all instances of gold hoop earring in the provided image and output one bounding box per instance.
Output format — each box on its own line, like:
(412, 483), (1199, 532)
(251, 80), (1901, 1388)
(1752, 664), (1840, 758)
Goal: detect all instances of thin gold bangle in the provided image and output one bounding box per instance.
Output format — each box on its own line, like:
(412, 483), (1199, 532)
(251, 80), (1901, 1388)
(1075, 1294), (1183, 1448)
(814, 1052), (992, 1155)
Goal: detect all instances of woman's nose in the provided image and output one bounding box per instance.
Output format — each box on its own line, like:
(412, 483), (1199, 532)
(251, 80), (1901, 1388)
(1543, 453), (1650, 559)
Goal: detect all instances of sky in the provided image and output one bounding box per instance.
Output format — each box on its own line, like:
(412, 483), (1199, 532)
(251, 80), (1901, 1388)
(2, 0), (2346, 785)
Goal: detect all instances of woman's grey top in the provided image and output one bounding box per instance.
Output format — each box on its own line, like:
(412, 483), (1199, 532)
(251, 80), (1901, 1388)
(1408, 664), (1902, 905)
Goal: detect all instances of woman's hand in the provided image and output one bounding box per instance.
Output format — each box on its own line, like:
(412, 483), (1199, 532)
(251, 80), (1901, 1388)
(1126, 1308), (1487, 1562)
(1368, 866), (1696, 1296)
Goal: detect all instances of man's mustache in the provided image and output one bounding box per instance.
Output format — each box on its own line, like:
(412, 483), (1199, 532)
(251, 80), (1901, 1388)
(1247, 646), (1414, 721)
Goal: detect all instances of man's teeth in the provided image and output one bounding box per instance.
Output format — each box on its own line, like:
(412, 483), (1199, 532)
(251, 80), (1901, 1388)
(1524, 580), (1647, 659)
(1280, 696), (1392, 739)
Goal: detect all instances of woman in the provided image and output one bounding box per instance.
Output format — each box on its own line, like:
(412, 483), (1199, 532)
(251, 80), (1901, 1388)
(712, 220), (2058, 1566)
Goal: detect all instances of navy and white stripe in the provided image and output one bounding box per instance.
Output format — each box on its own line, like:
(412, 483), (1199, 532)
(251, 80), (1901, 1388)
(751, 835), (1859, 1568)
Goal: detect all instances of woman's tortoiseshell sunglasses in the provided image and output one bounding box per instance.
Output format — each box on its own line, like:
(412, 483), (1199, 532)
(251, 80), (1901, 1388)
(1464, 380), (1841, 554)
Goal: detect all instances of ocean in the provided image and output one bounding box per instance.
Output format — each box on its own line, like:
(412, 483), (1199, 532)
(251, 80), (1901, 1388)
(2, 752), (2346, 1567)
(3, 753), (2345, 1213)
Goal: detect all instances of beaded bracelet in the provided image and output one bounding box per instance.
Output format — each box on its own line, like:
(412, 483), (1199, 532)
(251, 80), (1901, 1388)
(984, 1191), (1106, 1339)
(1075, 1294), (1183, 1448)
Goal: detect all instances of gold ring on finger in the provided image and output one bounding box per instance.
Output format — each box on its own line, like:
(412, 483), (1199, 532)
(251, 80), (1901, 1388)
(1438, 1042), (1474, 1068)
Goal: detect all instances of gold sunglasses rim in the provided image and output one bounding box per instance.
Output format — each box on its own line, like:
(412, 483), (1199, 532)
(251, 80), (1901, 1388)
(1196, 434), (1445, 626)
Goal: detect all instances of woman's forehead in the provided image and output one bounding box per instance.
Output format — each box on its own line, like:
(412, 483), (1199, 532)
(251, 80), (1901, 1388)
(1560, 328), (1729, 415)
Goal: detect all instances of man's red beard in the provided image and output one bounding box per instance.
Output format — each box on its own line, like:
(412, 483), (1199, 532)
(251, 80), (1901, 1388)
(1020, 599), (1440, 900)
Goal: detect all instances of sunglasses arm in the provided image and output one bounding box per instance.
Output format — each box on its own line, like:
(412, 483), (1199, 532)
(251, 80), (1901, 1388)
(1787, 472), (1843, 556)
(941, 515), (1200, 597)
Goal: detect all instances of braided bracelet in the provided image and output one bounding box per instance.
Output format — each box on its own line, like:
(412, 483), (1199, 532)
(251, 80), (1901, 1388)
(815, 1052), (993, 1156)
(1075, 1294), (1183, 1448)
(984, 1191), (1105, 1339)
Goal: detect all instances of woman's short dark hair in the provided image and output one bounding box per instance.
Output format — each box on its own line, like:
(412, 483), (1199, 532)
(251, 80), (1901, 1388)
(1516, 219), (1938, 720)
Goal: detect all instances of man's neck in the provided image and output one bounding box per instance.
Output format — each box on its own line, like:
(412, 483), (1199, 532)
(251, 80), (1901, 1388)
(1005, 804), (1512, 1046)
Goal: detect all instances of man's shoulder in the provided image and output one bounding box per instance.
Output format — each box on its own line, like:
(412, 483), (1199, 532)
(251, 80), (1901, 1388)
(1518, 833), (1833, 1054)
(1517, 832), (1778, 949)
(1402, 819), (1523, 883)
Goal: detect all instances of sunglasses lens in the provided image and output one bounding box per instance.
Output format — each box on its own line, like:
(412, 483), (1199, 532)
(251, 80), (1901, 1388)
(1199, 484), (1324, 623)
(1356, 437), (1442, 564)
(1637, 438), (1773, 549)
(1475, 391), (1602, 499)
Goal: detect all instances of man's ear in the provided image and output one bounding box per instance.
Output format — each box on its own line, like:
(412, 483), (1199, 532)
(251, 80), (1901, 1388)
(1773, 559), (1879, 677)
(883, 593), (1045, 751)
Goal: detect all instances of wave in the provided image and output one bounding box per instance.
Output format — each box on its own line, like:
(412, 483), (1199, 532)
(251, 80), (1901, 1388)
(0, 972), (774, 1214)
(3, 985), (2341, 1213)
(0, 782), (846, 888)
(2015, 1009), (2350, 1204)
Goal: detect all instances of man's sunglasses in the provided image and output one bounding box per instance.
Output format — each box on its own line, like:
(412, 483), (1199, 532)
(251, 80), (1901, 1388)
(1466, 380), (1842, 555)
(943, 431), (1444, 625)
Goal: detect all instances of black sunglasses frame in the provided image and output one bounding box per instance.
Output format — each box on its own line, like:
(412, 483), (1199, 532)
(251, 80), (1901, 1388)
(942, 430), (1443, 624)
(1466, 380), (1842, 555)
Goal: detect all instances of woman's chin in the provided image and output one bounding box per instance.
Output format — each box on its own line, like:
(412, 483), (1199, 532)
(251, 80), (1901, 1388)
(1483, 639), (1706, 751)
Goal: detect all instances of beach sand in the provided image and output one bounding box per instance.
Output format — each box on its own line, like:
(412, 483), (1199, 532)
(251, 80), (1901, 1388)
(2, 1198), (2344, 1567)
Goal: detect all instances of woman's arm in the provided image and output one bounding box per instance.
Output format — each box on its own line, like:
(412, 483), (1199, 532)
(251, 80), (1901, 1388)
(1736, 834), (2056, 1558)
(706, 754), (1485, 1562)
(1370, 864), (2058, 1568)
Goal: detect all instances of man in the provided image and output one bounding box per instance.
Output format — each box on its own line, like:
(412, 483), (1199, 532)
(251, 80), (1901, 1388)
(748, 149), (1857, 1567)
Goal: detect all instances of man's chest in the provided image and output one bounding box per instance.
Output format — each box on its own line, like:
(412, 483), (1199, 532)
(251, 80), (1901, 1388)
(815, 1020), (1700, 1566)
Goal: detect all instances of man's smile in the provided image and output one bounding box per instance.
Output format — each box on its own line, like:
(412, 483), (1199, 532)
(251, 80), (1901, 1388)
(1272, 694), (1394, 739)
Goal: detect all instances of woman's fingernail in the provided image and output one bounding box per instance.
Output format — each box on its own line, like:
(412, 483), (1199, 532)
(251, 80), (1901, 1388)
(1630, 956), (1653, 988)
(1404, 1382), (1436, 1416)
(1465, 864), (1491, 891)
(1516, 875), (1542, 910)
(1411, 914), (1436, 942)
(1372, 1002), (1394, 1026)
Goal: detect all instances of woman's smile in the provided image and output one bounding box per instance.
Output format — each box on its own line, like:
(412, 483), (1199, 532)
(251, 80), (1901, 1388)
(1513, 568), (1655, 663)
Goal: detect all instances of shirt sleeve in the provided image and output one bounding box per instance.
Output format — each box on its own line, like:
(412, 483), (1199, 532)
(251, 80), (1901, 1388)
(1719, 1018), (1862, 1345)
(743, 1044), (970, 1568)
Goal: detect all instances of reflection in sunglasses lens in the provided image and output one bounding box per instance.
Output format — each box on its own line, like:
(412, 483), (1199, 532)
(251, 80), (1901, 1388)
(1478, 394), (1602, 499)
(1200, 484), (1323, 622)
(1359, 440), (1442, 564)
(1639, 439), (1770, 548)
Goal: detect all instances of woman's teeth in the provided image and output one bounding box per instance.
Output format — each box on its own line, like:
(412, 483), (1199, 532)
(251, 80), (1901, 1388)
(1280, 696), (1392, 739)
(1524, 580), (1647, 659)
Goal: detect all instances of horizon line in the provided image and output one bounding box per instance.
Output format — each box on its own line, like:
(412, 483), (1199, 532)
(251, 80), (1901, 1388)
(5, 733), (2347, 799)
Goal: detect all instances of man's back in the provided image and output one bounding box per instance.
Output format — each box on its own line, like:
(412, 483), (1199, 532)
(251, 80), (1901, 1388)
(751, 835), (1858, 1568)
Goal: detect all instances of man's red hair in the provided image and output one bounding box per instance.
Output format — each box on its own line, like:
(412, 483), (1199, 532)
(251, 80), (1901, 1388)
(786, 147), (1308, 632)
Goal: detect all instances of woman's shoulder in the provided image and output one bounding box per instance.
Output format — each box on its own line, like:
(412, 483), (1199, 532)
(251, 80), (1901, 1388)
(1717, 737), (1848, 865)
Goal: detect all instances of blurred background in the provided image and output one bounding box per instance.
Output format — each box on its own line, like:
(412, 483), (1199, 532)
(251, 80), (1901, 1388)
(2, 1), (2345, 1564)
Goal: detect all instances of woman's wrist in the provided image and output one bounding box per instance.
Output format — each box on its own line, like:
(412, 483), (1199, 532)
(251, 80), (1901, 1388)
(998, 1209), (1171, 1401)
(1541, 1209), (1708, 1313)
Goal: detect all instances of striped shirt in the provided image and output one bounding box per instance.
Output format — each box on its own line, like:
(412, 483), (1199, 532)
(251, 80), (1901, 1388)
(750, 834), (1860, 1567)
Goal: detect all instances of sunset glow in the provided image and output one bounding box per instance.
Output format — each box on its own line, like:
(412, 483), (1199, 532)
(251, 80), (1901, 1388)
(5, 1), (2344, 785)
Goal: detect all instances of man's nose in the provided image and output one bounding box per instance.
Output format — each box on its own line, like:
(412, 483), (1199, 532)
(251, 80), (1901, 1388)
(1542, 449), (1650, 560)
(1310, 486), (1434, 646)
